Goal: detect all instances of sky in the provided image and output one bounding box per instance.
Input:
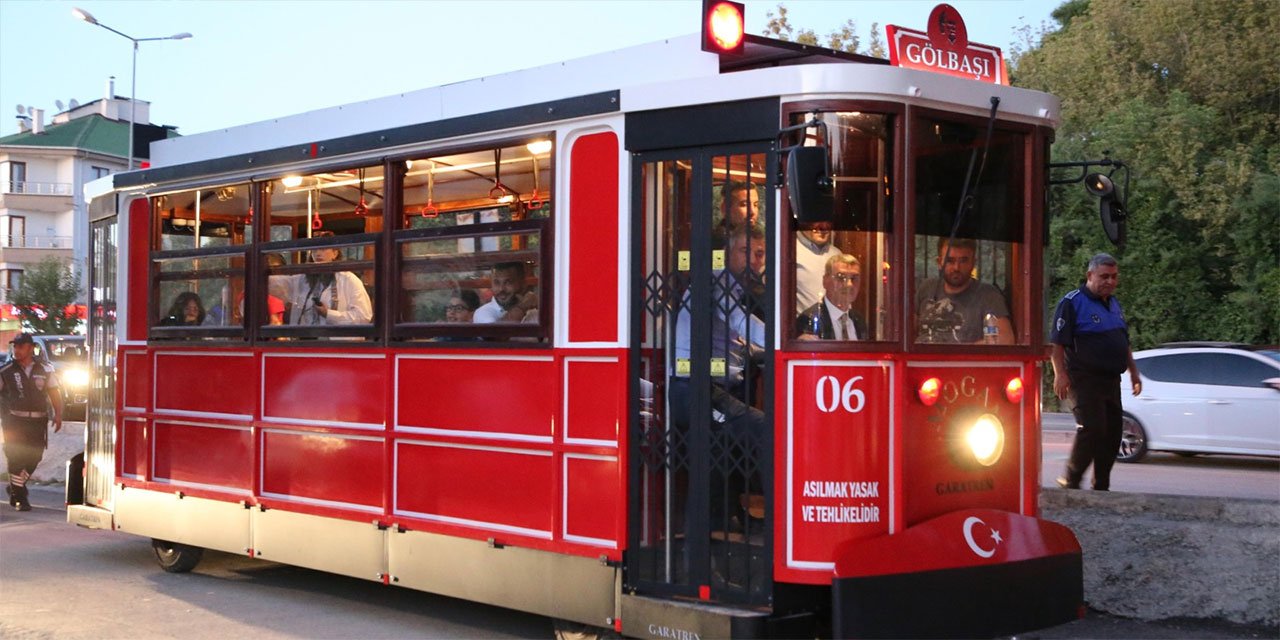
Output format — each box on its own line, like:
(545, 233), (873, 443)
(0, 0), (1061, 137)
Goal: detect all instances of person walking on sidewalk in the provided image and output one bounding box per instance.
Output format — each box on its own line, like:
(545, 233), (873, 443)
(1, 333), (63, 511)
(1049, 253), (1142, 491)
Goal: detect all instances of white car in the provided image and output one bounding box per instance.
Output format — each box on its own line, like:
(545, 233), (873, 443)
(1118, 343), (1280, 462)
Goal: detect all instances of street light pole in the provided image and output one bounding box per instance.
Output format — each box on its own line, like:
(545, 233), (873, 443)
(72, 8), (191, 171)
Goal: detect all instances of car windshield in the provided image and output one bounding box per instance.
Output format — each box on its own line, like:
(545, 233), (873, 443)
(1255, 349), (1280, 363)
(43, 339), (87, 362)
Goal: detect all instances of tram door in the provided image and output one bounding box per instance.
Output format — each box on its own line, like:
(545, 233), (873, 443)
(84, 199), (120, 508)
(628, 145), (774, 604)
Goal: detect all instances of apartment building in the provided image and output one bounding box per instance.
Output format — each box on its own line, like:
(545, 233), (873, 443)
(0, 81), (177, 309)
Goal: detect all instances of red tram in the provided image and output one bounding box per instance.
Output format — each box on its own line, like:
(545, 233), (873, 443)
(72, 5), (1088, 637)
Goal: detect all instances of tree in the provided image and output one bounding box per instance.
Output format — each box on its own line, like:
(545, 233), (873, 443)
(1014, 0), (1279, 348)
(762, 3), (885, 58)
(11, 257), (81, 335)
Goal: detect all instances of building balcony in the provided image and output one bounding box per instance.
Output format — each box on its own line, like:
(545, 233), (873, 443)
(0, 181), (75, 213)
(0, 235), (74, 265)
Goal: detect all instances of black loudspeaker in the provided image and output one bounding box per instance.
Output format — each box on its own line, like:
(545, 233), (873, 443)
(786, 146), (834, 223)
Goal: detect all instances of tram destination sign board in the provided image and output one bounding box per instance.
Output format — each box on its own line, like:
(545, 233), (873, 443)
(886, 3), (1007, 85)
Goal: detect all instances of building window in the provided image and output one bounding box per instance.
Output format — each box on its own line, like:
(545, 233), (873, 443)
(7, 161), (26, 193)
(91, 166), (111, 180)
(2, 269), (22, 301)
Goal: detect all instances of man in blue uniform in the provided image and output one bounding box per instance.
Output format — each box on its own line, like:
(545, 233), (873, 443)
(1049, 254), (1142, 490)
(1, 333), (64, 511)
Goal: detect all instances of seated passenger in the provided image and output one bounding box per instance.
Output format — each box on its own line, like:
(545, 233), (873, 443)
(915, 237), (1013, 344)
(445, 289), (480, 323)
(796, 254), (866, 340)
(286, 240), (373, 325)
(795, 220), (843, 313)
(161, 292), (205, 326)
(473, 262), (538, 323)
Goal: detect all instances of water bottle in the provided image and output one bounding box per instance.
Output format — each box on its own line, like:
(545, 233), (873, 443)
(983, 312), (998, 344)
(810, 311), (822, 337)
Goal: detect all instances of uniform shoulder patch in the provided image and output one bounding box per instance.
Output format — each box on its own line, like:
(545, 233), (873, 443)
(1063, 289), (1080, 300)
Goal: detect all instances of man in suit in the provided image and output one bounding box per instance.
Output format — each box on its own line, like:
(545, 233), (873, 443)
(796, 254), (867, 341)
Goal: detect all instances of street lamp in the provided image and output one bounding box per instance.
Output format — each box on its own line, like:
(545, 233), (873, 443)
(72, 7), (191, 171)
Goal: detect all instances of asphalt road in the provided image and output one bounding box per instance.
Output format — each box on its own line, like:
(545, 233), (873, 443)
(2, 486), (1274, 640)
(1040, 413), (1280, 501)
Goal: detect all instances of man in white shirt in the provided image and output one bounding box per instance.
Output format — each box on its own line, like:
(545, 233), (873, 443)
(473, 261), (538, 324)
(794, 220), (843, 313)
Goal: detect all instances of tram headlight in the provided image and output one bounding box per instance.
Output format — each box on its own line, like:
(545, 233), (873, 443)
(964, 413), (1005, 467)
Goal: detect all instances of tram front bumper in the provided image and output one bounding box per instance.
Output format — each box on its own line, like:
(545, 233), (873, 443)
(831, 508), (1083, 639)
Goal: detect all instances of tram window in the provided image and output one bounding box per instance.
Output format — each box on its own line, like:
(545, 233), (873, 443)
(789, 111), (893, 343)
(393, 139), (552, 342)
(150, 186), (252, 339)
(268, 164), (385, 240)
(152, 251), (246, 334)
(912, 117), (1026, 346)
(395, 221), (546, 341)
(154, 183), (253, 249)
(258, 233), (377, 337)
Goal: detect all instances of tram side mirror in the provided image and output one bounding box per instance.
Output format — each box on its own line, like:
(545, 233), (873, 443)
(786, 146), (834, 224)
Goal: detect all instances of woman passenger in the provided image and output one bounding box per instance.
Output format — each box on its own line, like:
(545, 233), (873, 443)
(286, 235), (373, 325)
(162, 292), (205, 326)
(445, 289), (481, 323)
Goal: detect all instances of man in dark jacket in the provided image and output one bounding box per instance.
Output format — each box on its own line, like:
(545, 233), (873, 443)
(1, 333), (63, 511)
(796, 254), (868, 341)
(1050, 254), (1142, 491)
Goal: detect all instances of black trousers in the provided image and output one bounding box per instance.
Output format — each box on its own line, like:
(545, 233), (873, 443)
(1065, 372), (1123, 490)
(3, 415), (49, 497)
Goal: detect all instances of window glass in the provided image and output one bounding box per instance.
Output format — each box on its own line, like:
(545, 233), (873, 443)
(912, 118), (1025, 345)
(150, 185), (252, 338)
(1212, 354), (1278, 388)
(260, 232), (377, 334)
(153, 251), (245, 331)
(1135, 354), (1188, 383)
(395, 139), (552, 341)
(154, 184), (253, 249)
(789, 112), (892, 342)
(268, 165), (385, 238)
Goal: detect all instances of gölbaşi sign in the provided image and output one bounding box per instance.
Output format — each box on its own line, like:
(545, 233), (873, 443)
(885, 3), (1007, 85)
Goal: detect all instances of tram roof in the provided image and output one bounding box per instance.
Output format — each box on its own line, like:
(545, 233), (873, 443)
(125, 34), (1058, 190)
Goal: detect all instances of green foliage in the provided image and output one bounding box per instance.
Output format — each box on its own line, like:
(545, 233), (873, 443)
(11, 257), (82, 335)
(761, 3), (886, 58)
(1019, 0), (1279, 350)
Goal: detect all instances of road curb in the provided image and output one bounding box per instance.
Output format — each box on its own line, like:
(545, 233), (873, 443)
(1042, 489), (1280, 628)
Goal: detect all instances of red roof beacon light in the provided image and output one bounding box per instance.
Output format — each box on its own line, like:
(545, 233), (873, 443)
(702, 0), (745, 55)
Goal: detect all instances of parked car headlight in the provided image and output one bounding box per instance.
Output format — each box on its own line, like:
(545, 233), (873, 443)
(62, 366), (90, 388)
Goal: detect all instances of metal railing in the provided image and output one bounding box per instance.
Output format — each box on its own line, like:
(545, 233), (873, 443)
(3, 181), (73, 196)
(0, 235), (74, 249)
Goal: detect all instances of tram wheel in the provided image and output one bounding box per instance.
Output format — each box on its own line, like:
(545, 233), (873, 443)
(151, 538), (204, 573)
(1116, 414), (1148, 463)
(552, 619), (620, 640)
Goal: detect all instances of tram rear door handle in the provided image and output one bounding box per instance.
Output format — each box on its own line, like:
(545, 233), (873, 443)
(1208, 400), (1230, 405)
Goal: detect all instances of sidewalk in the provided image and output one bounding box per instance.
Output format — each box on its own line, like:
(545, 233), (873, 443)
(0, 419), (82, 484)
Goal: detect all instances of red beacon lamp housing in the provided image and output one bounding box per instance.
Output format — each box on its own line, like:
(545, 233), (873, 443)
(701, 0), (745, 55)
